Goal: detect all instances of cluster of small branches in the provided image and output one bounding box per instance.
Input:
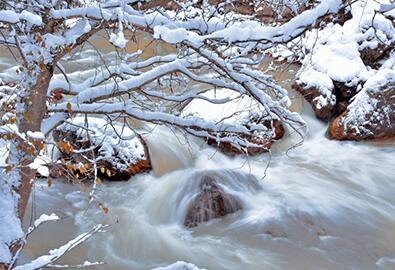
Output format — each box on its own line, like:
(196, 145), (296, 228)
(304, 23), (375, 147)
(0, 0), (345, 152)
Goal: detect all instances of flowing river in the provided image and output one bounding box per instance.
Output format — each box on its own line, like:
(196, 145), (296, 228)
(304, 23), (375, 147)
(1, 32), (395, 270)
(21, 100), (395, 270)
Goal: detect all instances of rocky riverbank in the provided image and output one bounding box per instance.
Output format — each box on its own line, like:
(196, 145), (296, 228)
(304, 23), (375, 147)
(291, 0), (395, 141)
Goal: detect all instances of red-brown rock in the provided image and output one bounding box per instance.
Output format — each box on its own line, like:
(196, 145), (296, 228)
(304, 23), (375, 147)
(328, 86), (395, 140)
(52, 118), (151, 181)
(293, 81), (357, 121)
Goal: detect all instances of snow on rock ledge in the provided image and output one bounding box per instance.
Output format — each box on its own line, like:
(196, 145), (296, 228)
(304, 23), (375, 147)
(293, 0), (395, 121)
(328, 70), (395, 140)
(182, 89), (284, 156)
(52, 116), (151, 181)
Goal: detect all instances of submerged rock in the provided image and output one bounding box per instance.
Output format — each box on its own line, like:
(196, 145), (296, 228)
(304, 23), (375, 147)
(52, 116), (151, 181)
(328, 78), (395, 141)
(184, 175), (242, 228)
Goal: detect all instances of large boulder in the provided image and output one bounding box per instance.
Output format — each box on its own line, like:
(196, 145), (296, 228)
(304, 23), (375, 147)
(52, 116), (151, 181)
(182, 89), (285, 156)
(184, 175), (242, 228)
(328, 74), (395, 140)
(293, 1), (395, 122)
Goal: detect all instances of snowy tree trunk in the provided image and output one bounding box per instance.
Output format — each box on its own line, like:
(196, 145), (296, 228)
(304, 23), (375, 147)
(0, 68), (53, 270)
(17, 67), (53, 218)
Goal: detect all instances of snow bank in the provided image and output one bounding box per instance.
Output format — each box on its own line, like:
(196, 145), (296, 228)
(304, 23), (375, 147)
(300, 0), (395, 82)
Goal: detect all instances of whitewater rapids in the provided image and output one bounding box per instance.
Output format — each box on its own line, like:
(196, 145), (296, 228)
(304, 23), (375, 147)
(21, 101), (395, 270)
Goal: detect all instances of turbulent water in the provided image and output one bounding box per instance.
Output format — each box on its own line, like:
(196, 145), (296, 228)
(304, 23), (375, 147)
(21, 99), (395, 270)
(2, 33), (394, 270)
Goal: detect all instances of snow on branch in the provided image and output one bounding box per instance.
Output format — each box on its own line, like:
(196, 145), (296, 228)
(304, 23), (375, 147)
(7, 214), (60, 270)
(44, 261), (104, 269)
(151, 0), (344, 47)
(13, 224), (106, 270)
(0, 10), (42, 25)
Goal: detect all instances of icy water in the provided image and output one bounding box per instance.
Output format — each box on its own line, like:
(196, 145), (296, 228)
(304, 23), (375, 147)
(2, 33), (394, 269)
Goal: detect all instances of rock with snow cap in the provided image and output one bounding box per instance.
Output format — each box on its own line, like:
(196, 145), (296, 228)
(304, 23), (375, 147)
(52, 116), (151, 181)
(206, 117), (284, 155)
(293, 80), (357, 121)
(182, 89), (285, 156)
(293, 0), (395, 122)
(328, 73), (395, 141)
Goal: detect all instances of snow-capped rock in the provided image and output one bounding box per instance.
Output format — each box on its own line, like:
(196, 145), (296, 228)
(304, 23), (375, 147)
(52, 116), (151, 181)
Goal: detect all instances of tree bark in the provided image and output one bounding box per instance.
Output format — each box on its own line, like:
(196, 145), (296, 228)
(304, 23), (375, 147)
(18, 66), (53, 219)
(0, 67), (54, 270)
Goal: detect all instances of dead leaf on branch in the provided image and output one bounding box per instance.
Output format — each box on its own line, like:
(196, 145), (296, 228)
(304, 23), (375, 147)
(58, 140), (74, 154)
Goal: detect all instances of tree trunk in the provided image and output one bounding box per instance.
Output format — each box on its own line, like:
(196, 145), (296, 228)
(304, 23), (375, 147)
(17, 66), (53, 219)
(0, 67), (53, 270)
